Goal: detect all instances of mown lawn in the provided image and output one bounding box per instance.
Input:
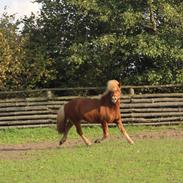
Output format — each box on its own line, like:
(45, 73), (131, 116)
(0, 125), (183, 183)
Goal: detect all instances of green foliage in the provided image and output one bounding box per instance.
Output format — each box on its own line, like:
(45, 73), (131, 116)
(0, 13), (55, 90)
(0, 0), (183, 89)
(0, 14), (22, 89)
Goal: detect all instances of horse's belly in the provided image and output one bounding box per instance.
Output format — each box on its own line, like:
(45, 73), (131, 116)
(82, 110), (99, 123)
(100, 108), (119, 123)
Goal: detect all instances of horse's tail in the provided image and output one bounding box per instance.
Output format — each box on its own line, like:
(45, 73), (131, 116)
(56, 105), (66, 134)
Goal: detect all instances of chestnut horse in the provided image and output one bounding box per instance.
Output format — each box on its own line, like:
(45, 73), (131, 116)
(57, 80), (134, 146)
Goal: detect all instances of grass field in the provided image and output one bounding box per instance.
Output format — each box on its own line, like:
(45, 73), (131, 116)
(0, 125), (183, 183)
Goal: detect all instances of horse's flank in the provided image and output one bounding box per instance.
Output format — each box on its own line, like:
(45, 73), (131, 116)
(64, 98), (100, 124)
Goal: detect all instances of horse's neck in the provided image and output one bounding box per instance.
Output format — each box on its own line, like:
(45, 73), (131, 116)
(113, 100), (120, 109)
(100, 93), (110, 104)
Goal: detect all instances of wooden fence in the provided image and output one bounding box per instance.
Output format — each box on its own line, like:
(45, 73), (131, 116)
(0, 85), (182, 128)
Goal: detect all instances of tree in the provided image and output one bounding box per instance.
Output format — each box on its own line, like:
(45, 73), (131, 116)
(19, 0), (183, 87)
(0, 14), (22, 90)
(65, 0), (183, 85)
(0, 13), (55, 90)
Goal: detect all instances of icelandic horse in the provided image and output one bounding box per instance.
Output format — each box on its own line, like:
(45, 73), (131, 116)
(57, 80), (134, 146)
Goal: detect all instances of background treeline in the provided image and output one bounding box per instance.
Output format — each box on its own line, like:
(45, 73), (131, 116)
(0, 0), (183, 90)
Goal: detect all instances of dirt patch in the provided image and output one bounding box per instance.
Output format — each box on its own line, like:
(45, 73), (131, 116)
(0, 129), (183, 160)
(133, 129), (183, 140)
(0, 139), (83, 160)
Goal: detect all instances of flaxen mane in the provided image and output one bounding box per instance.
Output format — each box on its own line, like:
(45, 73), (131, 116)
(101, 80), (121, 97)
(107, 80), (120, 91)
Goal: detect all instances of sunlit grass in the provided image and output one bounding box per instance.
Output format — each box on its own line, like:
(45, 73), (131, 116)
(0, 125), (183, 183)
(0, 125), (182, 144)
(0, 137), (183, 183)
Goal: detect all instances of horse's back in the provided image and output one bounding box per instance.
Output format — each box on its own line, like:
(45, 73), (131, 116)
(64, 98), (100, 122)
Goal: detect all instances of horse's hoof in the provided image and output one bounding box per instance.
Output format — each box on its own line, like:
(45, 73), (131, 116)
(94, 139), (101, 143)
(87, 143), (92, 146)
(128, 139), (134, 145)
(59, 140), (65, 146)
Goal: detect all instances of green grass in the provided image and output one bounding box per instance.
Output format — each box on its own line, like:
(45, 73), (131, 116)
(0, 125), (142, 144)
(0, 125), (182, 144)
(0, 125), (183, 183)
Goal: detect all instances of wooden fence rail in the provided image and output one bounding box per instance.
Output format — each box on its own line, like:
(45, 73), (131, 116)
(0, 89), (182, 128)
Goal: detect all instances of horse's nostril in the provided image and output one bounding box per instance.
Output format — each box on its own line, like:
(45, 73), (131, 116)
(112, 97), (117, 103)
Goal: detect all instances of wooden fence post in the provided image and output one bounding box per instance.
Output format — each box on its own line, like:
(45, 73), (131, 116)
(47, 90), (53, 99)
(129, 88), (135, 95)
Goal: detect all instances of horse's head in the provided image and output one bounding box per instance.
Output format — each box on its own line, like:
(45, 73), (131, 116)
(105, 80), (121, 104)
(110, 89), (121, 104)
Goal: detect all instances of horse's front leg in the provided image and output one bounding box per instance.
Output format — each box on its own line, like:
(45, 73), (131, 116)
(116, 120), (134, 144)
(95, 121), (109, 143)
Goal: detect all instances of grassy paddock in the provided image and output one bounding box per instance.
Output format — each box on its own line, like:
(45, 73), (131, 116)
(0, 125), (154, 144)
(0, 125), (183, 183)
(0, 125), (182, 144)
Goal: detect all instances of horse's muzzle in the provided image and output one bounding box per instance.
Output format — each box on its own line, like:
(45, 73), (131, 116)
(112, 96), (118, 104)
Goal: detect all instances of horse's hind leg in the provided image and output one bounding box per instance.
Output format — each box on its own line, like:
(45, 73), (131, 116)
(75, 122), (92, 146)
(59, 120), (73, 145)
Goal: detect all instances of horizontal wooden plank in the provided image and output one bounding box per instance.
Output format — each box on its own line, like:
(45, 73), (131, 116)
(121, 102), (183, 108)
(0, 93), (182, 104)
(121, 93), (183, 99)
(0, 84), (182, 95)
(1, 101), (182, 109)
(0, 97), (48, 104)
(48, 101), (68, 105)
(0, 101), (49, 108)
(0, 106), (48, 112)
(125, 98), (183, 103)
(47, 105), (63, 110)
(0, 119), (52, 126)
(124, 121), (183, 126)
(0, 110), (50, 117)
(122, 112), (183, 118)
(121, 108), (183, 113)
(0, 87), (105, 95)
(122, 116), (183, 123)
(151, 117), (183, 122)
(0, 95), (182, 107)
(0, 101), (68, 108)
(48, 114), (183, 123)
(50, 96), (86, 100)
(46, 107), (183, 115)
(0, 124), (54, 129)
(0, 114), (55, 121)
(122, 84), (183, 89)
(1, 120), (182, 129)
